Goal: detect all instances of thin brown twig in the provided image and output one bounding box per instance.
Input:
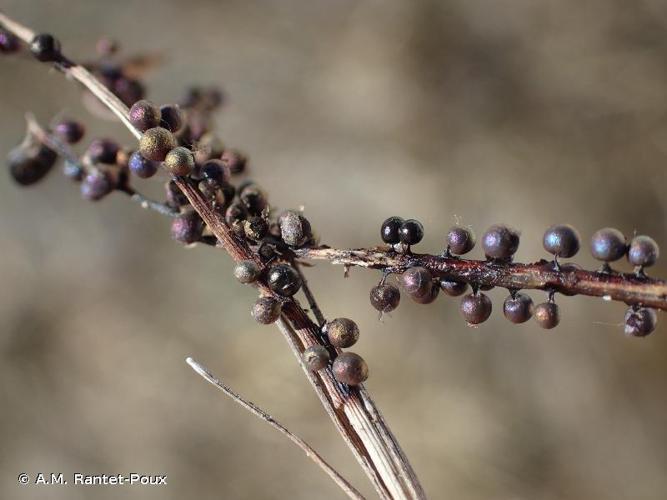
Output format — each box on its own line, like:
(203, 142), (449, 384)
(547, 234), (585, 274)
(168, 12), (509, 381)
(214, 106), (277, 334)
(295, 247), (667, 311)
(0, 11), (426, 499)
(119, 186), (180, 217)
(185, 357), (365, 500)
(25, 113), (79, 164)
(294, 261), (327, 327)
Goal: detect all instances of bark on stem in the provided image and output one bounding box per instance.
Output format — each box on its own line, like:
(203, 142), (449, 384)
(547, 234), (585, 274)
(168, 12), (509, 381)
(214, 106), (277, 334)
(295, 247), (667, 311)
(0, 11), (426, 499)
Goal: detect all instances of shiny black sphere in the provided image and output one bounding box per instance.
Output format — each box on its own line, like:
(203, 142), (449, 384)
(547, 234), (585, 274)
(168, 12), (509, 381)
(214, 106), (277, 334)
(460, 293), (492, 325)
(380, 216), (404, 244)
(482, 224), (520, 260)
(447, 226), (476, 255)
(267, 264), (302, 297)
(627, 235), (659, 268)
(543, 224), (580, 258)
(590, 228), (626, 262)
(503, 293), (534, 324)
(398, 219), (424, 245)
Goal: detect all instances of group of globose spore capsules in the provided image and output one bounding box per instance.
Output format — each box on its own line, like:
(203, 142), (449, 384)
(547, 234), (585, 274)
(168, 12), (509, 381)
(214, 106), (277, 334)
(371, 217), (659, 336)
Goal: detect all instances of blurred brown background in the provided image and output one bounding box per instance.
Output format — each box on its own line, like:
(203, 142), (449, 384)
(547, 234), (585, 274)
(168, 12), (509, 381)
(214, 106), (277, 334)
(2, 1), (667, 499)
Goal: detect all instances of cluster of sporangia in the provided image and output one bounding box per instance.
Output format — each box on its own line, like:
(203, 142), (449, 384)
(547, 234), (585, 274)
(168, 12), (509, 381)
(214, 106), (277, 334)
(3, 29), (660, 387)
(372, 217), (660, 337)
(2, 29), (369, 387)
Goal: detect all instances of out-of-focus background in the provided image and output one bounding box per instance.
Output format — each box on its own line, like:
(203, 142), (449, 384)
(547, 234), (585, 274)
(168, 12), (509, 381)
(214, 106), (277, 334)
(2, 1), (666, 499)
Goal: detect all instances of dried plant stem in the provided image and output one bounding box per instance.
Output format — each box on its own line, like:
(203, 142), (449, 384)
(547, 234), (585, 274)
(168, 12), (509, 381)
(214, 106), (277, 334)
(0, 11), (426, 499)
(296, 247), (667, 311)
(186, 357), (365, 500)
(277, 309), (426, 500)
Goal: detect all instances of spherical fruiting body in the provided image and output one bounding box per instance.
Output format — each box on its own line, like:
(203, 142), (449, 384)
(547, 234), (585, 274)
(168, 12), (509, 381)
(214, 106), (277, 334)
(380, 216), (404, 244)
(7, 145), (55, 186)
(279, 210), (312, 247)
(447, 226), (476, 255)
(87, 138), (119, 165)
(239, 185), (267, 215)
(303, 346), (330, 371)
(251, 297), (282, 324)
(81, 170), (114, 201)
(482, 224), (520, 260)
(325, 318), (360, 348)
(30, 33), (61, 62)
(398, 219), (424, 246)
(257, 241), (277, 262)
(267, 264), (302, 297)
(221, 149), (247, 174)
(129, 100), (161, 132)
(201, 159), (230, 185)
(170, 211), (204, 244)
(243, 216), (269, 241)
(439, 279), (468, 297)
(54, 119), (85, 144)
(225, 202), (247, 225)
(194, 133), (224, 163)
(234, 260), (261, 284)
(114, 77), (145, 107)
(400, 267), (433, 299)
(460, 292), (492, 325)
(411, 283), (440, 304)
(128, 151), (159, 179)
(163, 146), (195, 176)
(139, 127), (177, 162)
(627, 235), (659, 268)
(543, 224), (580, 258)
(590, 228), (627, 262)
(332, 352), (368, 386)
(624, 307), (657, 337)
(160, 104), (184, 133)
(534, 302), (560, 329)
(0, 29), (20, 53)
(503, 293), (534, 324)
(369, 284), (401, 312)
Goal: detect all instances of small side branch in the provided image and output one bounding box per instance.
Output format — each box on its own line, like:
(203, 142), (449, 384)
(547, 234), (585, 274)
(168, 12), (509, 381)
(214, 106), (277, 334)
(295, 247), (667, 311)
(25, 113), (80, 165)
(26, 114), (179, 218)
(118, 186), (180, 217)
(293, 261), (327, 327)
(186, 357), (365, 500)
